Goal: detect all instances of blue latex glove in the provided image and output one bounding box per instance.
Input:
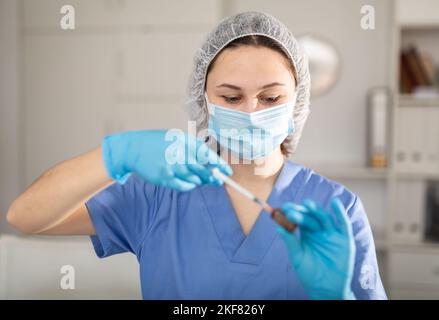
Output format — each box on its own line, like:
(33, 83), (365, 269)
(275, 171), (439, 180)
(277, 198), (356, 300)
(102, 130), (232, 191)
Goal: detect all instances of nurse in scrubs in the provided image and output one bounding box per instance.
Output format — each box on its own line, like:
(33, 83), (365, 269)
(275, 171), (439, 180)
(7, 12), (386, 299)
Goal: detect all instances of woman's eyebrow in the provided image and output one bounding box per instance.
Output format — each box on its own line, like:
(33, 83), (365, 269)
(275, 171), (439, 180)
(216, 82), (286, 90)
(216, 83), (241, 90)
(259, 82), (286, 89)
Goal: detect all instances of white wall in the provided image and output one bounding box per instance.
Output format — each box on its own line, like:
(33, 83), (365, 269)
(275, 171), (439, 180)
(0, 0), (21, 234)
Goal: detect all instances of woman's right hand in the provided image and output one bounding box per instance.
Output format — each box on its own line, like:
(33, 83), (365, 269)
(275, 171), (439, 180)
(102, 129), (232, 191)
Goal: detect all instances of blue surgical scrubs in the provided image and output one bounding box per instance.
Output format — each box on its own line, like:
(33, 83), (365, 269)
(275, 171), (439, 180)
(86, 160), (387, 299)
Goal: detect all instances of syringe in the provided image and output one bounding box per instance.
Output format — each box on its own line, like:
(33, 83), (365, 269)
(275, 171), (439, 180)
(211, 168), (297, 232)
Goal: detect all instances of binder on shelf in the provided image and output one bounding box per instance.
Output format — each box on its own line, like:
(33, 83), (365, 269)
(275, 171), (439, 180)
(426, 181), (439, 242)
(392, 180), (425, 244)
(395, 106), (439, 174)
(425, 108), (439, 173)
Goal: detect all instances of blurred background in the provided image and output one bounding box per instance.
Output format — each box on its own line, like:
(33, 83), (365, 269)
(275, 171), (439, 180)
(1, 0), (439, 299)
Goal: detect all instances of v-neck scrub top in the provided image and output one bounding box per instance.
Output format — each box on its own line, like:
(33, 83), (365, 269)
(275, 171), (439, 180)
(86, 160), (387, 299)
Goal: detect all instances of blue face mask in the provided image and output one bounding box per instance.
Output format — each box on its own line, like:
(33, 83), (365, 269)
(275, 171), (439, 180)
(206, 93), (297, 160)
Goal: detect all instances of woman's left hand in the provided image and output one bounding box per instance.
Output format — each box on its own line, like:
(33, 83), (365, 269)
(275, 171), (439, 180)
(277, 197), (356, 300)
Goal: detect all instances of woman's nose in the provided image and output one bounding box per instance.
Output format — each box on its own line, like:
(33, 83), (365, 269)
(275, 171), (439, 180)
(239, 98), (259, 113)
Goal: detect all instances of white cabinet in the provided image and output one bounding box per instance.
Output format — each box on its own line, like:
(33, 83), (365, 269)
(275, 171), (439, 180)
(396, 0), (439, 27)
(395, 106), (439, 175)
(0, 235), (140, 299)
(23, 35), (115, 184)
(388, 250), (439, 299)
(395, 107), (423, 173)
(425, 107), (439, 172)
(391, 179), (426, 243)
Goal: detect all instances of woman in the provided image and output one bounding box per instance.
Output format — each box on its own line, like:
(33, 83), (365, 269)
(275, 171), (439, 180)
(7, 12), (386, 299)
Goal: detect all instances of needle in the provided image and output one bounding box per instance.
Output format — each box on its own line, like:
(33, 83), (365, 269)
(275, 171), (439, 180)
(211, 168), (275, 213)
(210, 167), (298, 232)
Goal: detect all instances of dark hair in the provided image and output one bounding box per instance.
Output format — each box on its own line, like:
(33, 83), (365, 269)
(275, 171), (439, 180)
(206, 35), (297, 83)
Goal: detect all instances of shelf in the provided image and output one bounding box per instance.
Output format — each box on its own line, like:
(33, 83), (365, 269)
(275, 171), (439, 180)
(388, 241), (439, 254)
(400, 23), (439, 30)
(372, 240), (439, 253)
(309, 164), (388, 180)
(398, 94), (439, 107)
(396, 0), (439, 29)
(393, 170), (439, 180)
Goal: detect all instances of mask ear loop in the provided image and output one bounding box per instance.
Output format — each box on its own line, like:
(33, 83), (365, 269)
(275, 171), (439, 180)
(204, 92), (221, 155)
(281, 91), (298, 155)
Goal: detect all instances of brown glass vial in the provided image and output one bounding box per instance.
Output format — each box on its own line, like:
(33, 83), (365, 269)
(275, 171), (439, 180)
(271, 208), (297, 232)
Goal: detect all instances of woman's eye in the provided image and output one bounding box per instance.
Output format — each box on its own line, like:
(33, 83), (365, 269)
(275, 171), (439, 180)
(222, 96), (241, 104)
(263, 96), (281, 103)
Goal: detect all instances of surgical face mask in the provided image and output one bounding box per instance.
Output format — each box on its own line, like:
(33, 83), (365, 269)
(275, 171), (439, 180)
(205, 93), (297, 160)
